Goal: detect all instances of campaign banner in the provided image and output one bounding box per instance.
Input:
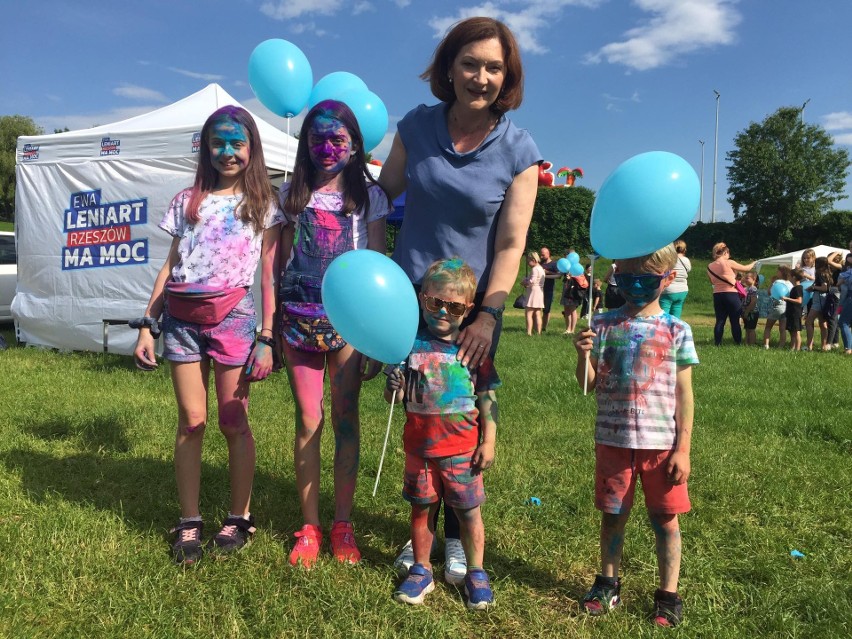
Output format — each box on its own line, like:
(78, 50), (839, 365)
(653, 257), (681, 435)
(61, 189), (150, 271)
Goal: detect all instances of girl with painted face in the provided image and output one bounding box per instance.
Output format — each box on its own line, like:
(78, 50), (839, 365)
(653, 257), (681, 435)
(133, 106), (285, 565)
(279, 100), (392, 567)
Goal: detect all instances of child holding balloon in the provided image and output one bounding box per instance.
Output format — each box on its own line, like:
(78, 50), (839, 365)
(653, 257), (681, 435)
(385, 258), (500, 610)
(573, 243), (698, 628)
(133, 106), (284, 565)
(278, 100), (391, 567)
(763, 265), (793, 349)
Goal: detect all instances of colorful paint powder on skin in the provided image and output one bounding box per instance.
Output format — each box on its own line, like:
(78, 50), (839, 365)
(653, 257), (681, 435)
(210, 120), (249, 167)
(307, 116), (352, 175)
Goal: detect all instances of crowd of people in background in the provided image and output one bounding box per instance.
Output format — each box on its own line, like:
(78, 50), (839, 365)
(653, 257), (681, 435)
(525, 239), (852, 356)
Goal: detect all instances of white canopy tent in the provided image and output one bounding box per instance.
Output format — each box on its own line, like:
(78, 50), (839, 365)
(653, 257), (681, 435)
(13, 84), (297, 354)
(754, 244), (848, 272)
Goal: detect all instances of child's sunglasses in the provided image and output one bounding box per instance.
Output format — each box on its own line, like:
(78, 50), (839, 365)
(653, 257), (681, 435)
(614, 271), (671, 292)
(422, 295), (468, 317)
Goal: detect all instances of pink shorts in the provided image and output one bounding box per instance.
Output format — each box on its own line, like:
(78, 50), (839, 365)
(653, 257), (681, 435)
(594, 444), (691, 515)
(403, 453), (485, 510)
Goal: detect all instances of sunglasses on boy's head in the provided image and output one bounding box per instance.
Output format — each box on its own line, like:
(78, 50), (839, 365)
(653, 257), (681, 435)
(422, 295), (469, 317)
(614, 271), (672, 292)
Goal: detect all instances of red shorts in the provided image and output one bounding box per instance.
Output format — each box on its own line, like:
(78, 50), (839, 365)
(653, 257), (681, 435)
(594, 444), (691, 515)
(403, 453), (485, 510)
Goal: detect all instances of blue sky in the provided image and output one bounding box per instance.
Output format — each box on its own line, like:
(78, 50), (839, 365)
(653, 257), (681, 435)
(4, 0), (852, 221)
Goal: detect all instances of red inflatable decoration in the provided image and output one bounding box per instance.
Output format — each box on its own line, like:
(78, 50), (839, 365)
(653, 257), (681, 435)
(538, 161), (555, 187)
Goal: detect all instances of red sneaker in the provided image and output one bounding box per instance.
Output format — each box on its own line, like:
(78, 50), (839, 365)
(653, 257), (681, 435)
(289, 524), (322, 568)
(330, 520), (361, 564)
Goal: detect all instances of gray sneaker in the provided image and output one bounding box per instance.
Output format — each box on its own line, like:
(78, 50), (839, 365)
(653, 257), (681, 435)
(394, 538), (438, 577)
(444, 537), (467, 586)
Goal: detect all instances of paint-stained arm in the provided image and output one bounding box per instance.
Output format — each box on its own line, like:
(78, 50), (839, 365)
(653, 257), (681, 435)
(245, 224), (280, 381)
(133, 236), (180, 370)
(667, 365), (694, 485)
(472, 390), (497, 473)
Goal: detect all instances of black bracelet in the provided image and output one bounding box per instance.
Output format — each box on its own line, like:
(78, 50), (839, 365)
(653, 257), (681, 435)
(256, 335), (275, 348)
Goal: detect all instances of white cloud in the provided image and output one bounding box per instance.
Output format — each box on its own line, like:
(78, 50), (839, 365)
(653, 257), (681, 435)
(168, 67), (225, 81)
(393, 0), (411, 7)
(832, 133), (852, 146)
(353, 1), (374, 15)
(260, 0), (343, 20)
(113, 84), (169, 102)
(585, 0), (741, 71)
(428, 1), (605, 54)
(823, 111), (852, 131)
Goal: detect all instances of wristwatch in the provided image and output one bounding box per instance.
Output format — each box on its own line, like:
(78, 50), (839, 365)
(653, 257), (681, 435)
(479, 305), (504, 320)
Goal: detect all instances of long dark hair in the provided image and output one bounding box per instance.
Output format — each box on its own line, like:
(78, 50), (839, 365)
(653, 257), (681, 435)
(186, 105), (273, 234)
(284, 100), (387, 217)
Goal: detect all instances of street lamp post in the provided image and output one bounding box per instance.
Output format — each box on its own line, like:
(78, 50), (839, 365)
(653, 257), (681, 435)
(699, 139), (705, 223)
(801, 98), (810, 124)
(712, 90), (720, 223)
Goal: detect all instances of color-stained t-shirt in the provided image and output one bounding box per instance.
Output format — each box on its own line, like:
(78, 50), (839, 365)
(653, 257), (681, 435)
(591, 309), (699, 450)
(161, 189), (284, 288)
(397, 330), (501, 458)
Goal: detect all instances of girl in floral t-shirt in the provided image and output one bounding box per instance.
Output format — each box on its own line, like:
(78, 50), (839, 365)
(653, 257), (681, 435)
(133, 106), (284, 565)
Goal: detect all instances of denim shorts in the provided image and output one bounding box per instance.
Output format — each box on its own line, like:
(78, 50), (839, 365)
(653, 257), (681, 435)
(162, 292), (256, 366)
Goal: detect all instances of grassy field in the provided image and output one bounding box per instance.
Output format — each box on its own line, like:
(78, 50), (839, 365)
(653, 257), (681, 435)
(0, 261), (850, 638)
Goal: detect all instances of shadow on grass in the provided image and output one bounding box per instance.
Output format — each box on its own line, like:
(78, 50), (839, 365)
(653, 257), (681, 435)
(3, 445), (569, 592)
(7, 407), (570, 591)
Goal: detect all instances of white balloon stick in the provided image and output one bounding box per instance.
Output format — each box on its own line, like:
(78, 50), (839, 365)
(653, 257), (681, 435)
(583, 254), (596, 397)
(373, 387), (398, 497)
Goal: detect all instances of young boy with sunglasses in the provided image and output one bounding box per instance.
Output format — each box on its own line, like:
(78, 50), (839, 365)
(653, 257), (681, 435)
(573, 243), (699, 628)
(385, 258), (500, 610)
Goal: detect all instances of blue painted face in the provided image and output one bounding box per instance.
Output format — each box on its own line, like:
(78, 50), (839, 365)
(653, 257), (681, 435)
(616, 271), (671, 308)
(209, 120), (250, 178)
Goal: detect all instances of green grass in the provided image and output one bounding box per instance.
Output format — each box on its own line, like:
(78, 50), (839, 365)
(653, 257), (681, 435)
(0, 221), (13, 232)
(0, 264), (850, 638)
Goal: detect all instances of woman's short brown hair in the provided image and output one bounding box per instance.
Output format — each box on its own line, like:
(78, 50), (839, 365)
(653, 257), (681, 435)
(712, 242), (729, 258)
(673, 239), (687, 254)
(420, 17), (524, 114)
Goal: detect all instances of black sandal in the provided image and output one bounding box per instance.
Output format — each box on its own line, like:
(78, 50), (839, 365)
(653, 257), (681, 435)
(653, 589), (683, 627)
(170, 520), (204, 565)
(209, 515), (256, 555)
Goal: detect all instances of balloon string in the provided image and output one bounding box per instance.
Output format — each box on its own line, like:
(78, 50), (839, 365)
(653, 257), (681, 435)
(373, 388), (397, 497)
(583, 255), (596, 397)
(286, 117), (291, 179)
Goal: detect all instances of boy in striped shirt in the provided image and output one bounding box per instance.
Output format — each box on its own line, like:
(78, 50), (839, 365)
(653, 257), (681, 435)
(574, 243), (698, 628)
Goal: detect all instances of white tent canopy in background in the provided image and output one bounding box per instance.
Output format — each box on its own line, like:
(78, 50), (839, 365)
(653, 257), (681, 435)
(755, 245), (848, 272)
(13, 84), (297, 355)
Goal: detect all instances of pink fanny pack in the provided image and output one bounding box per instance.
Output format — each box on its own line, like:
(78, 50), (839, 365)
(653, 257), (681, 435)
(165, 281), (247, 325)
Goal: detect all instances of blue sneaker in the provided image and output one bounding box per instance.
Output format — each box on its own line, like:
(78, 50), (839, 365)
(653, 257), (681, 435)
(393, 563), (435, 605)
(464, 568), (494, 610)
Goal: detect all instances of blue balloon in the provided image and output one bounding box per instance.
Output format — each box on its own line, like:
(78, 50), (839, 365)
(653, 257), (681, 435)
(248, 39), (313, 117)
(322, 250), (418, 363)
(801, 278), (813, 306)
(770, 281), (790, 300)
(590, 151), (700, 259)
(309, 72), (368, 109)
(567, 251), (580, 264)
(569, 262), (585, 276)
(337, 87), (389, 152)
(556, 258), (570, 274)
